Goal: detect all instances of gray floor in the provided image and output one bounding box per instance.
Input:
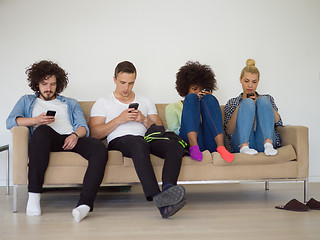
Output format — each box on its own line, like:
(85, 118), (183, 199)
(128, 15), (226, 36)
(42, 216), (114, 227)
(0, 182), (319, 240)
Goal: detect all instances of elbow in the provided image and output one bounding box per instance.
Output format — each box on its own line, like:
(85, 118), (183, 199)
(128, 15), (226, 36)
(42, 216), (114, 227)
(6, 118), (16, 130)
(156, 119), (163, 126)
(89, 129), (99, 139)
(89, 128), (104, 140)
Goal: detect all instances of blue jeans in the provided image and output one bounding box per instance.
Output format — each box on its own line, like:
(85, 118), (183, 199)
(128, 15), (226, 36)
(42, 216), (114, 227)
(231, 96), (277, 153)
(179, 93), (224, 152)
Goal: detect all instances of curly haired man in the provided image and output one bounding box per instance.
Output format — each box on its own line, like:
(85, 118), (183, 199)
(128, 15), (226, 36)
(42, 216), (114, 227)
(7, 60), (108, 222)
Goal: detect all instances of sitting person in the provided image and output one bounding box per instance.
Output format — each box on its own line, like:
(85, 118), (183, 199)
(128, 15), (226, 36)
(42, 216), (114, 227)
(89, 61), (186, 218)
(166, 61), (234, 163)
(6, 60), (108, 222)
(224, 59), (283, 155)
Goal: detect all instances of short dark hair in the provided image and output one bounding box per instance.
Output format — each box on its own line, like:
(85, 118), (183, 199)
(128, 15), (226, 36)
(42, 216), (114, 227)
(26, 60), (68, 94)
(114, 61), (137, 79)
(175, 61), (217, 97)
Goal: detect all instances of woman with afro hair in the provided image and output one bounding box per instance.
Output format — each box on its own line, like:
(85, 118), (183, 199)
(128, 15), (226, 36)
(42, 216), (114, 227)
(165, 61), (234, 163)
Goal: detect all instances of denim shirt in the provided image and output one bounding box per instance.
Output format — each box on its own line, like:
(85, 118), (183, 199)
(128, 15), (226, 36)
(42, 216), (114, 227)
(6, 93), (89, 137)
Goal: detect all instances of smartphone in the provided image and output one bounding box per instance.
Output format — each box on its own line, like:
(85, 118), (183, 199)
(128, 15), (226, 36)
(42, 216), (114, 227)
(128, 103), (139, 112)
(46, 110), (56, 117)
(202, 89), (211, 93)
(247, 92), (254, 98)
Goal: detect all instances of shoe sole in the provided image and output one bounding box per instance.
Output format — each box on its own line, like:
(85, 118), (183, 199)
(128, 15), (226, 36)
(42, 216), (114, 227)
(161, 199), (187, 219)
(153, 185), (185, 208)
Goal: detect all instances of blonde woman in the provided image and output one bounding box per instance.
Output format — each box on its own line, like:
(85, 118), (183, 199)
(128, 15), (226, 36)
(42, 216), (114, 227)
(224, 59), (282, 155)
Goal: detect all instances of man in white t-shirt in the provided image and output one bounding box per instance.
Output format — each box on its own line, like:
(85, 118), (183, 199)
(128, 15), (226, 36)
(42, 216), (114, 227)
(6, 60), (108, 222)
(89, 61), (186, 218)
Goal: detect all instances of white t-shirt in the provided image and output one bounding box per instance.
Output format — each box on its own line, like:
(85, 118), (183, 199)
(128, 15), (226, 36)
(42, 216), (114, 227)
(90, 93), (158, 143)
(32, 98), (73, 135)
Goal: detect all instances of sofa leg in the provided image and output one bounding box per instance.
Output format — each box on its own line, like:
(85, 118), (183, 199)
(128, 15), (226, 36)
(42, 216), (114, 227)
(304, 180), (308, 203)
(265, 182), (269, 190)
(13, 185), (18, 213)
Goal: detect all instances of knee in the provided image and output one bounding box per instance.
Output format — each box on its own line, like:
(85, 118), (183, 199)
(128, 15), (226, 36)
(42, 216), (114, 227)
(86, 138), (108, 161)
(132, 138), (149, 153)
(201, 94), (220, 109)
(240, 98), (256, 112)
(123, 136), (149, 156)
(184, 93), (199, 104)
(31, 125), (52, 141)
(33, 125), (51, 135)
(256, 96), (272, 107)
(201, 94), (218, 103)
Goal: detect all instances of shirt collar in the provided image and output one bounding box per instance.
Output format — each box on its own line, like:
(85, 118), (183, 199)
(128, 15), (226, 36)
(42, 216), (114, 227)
(34, 92), (64, 101)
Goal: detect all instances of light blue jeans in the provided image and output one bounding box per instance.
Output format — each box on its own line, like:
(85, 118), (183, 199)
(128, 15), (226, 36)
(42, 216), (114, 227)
(231, 96), (276, 153)
(179, 93), (224, 152)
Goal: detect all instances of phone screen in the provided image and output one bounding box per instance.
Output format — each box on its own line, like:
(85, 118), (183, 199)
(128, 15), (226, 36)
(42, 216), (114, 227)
(46, 110), (56, 117)
(129, 103), (139, 110)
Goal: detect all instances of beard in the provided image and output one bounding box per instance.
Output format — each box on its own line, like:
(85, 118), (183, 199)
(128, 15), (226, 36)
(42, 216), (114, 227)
(39, 91), (56, 101)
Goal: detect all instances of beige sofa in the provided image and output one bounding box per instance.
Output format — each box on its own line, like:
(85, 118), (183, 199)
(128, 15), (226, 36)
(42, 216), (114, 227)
(11, 102), (309, 212)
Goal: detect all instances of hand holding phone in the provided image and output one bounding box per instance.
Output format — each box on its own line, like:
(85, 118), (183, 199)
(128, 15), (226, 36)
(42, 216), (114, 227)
(198, 89), (212, 100)
(201, 89), (212, 93)
(246, 93), (255, 98)
(199, 89), (212, 96)
(36, 111), (55, 126)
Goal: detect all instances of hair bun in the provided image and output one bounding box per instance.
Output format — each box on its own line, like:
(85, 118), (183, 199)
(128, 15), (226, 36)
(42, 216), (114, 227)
(246, 59), (255, 67)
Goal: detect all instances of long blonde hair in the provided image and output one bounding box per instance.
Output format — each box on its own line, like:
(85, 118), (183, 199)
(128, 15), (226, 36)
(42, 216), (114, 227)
(240, 59), (260, 79)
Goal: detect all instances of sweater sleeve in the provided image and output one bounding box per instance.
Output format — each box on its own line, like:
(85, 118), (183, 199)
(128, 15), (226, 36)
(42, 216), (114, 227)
(165, 102), (182, 135)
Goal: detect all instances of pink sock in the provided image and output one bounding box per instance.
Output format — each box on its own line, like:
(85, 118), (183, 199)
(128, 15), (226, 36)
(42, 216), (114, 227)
(189, 145), (203, 161)
(217, 146), (234, 163)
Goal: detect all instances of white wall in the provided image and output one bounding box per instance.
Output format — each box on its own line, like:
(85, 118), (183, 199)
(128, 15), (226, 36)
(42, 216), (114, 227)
(1, 0), (319, 185)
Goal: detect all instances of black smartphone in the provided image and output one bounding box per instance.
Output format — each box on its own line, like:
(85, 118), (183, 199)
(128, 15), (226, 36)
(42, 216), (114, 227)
(128, 103), (139, 112)
(247, 93), (254, 98)
(202, 89), (211, 92)
(46, 110), (56, 117)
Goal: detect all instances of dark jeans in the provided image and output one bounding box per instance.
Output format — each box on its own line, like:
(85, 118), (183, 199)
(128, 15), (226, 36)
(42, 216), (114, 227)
(108, 135), (184, 200)
(28, 125), (108, 211)
(179, 93), (224, 152)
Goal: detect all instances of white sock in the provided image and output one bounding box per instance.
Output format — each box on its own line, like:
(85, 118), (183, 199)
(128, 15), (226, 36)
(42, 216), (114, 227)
(72, 205), (90, 222)
(240, 145), (258, 155)
(264, 143), (278, 156)
(26, 192), (41, 216)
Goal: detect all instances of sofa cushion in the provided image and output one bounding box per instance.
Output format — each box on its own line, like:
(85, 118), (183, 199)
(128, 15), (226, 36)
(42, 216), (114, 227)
(212, 144), (296, 166)
(48, 150), (123, 166)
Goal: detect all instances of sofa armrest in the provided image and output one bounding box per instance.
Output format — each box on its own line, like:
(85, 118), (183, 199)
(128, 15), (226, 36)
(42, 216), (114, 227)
(276, 125), (309, 178)
(11, 126), (29, 185)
